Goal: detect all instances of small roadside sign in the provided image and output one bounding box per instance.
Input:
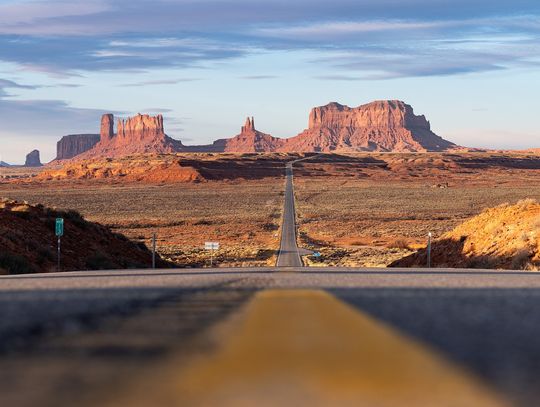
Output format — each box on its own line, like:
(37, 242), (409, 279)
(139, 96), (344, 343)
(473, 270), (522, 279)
(205, 242), (219, 250)
(55, 218), (64, 237)
(204, 242), (219, 267)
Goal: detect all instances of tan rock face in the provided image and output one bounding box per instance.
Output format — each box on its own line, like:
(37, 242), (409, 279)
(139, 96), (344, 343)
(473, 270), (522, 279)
(283, 100), (455, 152)
(59, 100), (457, 159)
(117, 113), (165, 141)
(391, 199), (540, 270)
(56, 134), (100, 160)
(308, 101), (429, 130)
(185, 101), (455, 153)
(77, 113), (182, 159)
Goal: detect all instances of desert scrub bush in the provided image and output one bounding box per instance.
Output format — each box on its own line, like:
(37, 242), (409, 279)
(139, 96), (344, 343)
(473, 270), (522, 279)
(37, 246), (55, 261)
(466, 256), (498, 269)
(0, 252), (35, 274)
(511, 249), (531, 270)
(388, 238), (410, 250)
(516, 198), (537, 208)
(61, 209), (88, 229)
(85, 252), (116, 270)
(262, 222), (279, 231)
(194, 219), (213, 225)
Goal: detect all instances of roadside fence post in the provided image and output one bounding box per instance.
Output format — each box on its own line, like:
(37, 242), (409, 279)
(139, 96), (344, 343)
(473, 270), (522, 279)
(427, 232), (432, 268)
(152, 233), (156, 269)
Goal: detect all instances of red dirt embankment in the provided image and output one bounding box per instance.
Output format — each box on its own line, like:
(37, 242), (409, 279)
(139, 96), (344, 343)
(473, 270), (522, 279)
(391, 199), (540, 270)
(34, 153), (296, 183)
(0, 199), (168, 274)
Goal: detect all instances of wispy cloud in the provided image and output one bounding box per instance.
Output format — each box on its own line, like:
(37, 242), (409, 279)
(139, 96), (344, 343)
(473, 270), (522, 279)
(239, 75), (279, 80)
(0, 1), (538, 79)
(0, 78), (39, 90)
(119, 78), (201, 87)
(315, 74), (363, 81)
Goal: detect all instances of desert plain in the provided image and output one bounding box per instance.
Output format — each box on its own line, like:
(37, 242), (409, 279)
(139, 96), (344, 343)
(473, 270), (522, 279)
(2, 151), (540, 270)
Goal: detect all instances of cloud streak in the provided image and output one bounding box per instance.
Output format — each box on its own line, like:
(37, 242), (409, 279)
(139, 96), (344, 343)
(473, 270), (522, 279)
(119, 78), (201, 87)
(0, 0), (536, 79)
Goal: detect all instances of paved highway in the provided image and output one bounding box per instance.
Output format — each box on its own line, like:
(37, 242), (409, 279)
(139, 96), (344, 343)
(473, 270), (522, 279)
(276, 162), (303, 267)
(276, 157), (314, 267)
(2, 268), (540, 406)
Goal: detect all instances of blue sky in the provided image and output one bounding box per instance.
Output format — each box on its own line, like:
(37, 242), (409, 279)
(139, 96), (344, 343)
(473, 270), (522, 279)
(0, 0), (539, 163)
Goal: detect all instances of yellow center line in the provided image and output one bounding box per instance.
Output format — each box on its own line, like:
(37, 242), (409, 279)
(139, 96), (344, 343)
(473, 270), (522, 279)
(112, 290), (512, 407)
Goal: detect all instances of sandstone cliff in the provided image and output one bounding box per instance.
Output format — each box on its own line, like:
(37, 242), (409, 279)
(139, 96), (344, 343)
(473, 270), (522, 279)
(280, 101), (455, 152)
(24, 150), (42, 167)
(57, 100), (457, 159)
(56, 134), (100, 160)
(77, 113), (183, 159)
(184, 101), (454, 153)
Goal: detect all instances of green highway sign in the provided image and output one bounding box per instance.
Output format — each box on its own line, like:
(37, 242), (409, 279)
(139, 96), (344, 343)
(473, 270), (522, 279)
(55, 218), (64, 237)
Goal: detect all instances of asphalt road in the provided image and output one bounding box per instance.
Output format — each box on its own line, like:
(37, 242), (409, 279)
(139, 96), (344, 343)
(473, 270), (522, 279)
(2, 269), (540, 406)
(276, 162), (303, 267)
(276, 158), (314, 267)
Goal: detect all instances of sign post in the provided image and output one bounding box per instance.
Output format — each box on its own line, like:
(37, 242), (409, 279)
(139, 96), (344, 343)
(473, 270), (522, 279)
(55, 218), (64, 272)
(204, 242), (219, 267)
(152, 233), (156, 269)
(427, 232), (432, 268)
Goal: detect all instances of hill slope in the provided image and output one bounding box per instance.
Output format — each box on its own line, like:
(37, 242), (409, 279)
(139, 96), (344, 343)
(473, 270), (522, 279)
(391, 199), (540, 270)
(0, 199), (168, 274)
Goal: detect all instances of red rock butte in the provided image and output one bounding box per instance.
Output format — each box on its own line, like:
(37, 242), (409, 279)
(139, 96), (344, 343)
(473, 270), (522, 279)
(75, 113), (182, 160)
(283, 100), (456, 152)
(55, 100), (458, 160)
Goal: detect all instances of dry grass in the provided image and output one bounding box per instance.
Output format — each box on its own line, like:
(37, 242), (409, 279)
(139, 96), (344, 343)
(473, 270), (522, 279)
(4, 151), (540, 269)
(0, 180), (283, 267)
(294, 153), (540, 267)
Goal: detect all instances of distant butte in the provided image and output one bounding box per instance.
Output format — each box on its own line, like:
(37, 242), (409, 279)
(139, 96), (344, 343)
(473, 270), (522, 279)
(75, 113), (183, 160)
(24, 150), (42, 167)
(54, 100), (458, 160)
(279, 100), (456, 152)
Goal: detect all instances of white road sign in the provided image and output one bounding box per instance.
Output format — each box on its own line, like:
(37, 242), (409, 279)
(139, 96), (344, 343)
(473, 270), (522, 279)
(205, 242), (219, 250)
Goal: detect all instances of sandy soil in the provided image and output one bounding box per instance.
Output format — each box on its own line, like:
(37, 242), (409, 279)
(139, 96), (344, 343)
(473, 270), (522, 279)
(0, 181), (283, 268)
(294, 152), (540, 267)
(3, 151), (540, 269)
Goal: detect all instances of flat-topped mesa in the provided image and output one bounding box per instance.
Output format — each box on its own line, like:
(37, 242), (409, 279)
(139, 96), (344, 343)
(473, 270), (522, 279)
(308, 100), (431, 131)
(285, 100), (455, 152)
(56, 134), (100, 160)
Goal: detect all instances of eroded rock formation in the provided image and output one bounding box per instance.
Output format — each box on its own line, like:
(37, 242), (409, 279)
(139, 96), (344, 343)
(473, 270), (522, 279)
(24, 150), (42, 167)
(210, 116), (284, 153)
(185, 101), (455, 153)
(77, 113), (183, 159)
(100, 113), (114, 142)
(56, 134), (100, 160)
(58, 101), (457, 160)
(280, 100), (455, 152)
